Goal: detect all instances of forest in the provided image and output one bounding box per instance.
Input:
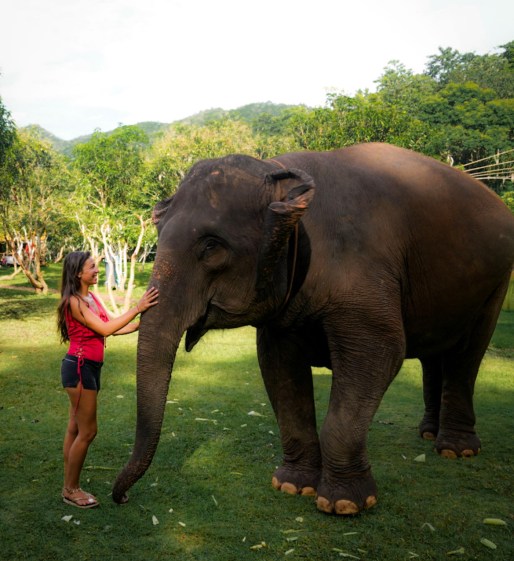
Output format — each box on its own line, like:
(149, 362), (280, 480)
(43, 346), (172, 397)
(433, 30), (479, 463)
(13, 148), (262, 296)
(1, 42), (513, 301)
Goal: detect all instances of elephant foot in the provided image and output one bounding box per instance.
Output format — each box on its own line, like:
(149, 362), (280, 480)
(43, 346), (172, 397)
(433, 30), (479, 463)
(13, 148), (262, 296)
(316, 470), (378, 516)
(419, 417), (439, 441)
(435, 430), (481, 458)
(271, 464), (321, 497)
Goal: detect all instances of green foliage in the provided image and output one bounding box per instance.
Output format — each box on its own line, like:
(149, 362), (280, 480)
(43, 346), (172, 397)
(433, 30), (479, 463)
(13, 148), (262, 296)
(501, 191), (514, 213)
(376, 61), (438, 110)
(0, 130), (75, 252)
(448, 54), (514, 98)
(71, 126), (153, 250)
(425, 47), (473, 85)
(72, 125), (150, 211)
(0, 95), (16, 165)
(421, 44), (514, 96)
(144, 120), (256, 202)
(145, 119), (295, 203)
(417, 82), (513, 164)
(282, 93), (431, 153)
(501, 40), (514, 68)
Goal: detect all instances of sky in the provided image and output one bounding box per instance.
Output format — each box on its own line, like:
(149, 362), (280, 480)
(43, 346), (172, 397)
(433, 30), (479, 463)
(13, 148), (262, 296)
(1, 0), (513, 140)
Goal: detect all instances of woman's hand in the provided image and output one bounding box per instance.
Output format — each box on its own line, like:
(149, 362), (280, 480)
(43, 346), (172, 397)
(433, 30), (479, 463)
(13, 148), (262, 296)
(137, 287), (159, 313)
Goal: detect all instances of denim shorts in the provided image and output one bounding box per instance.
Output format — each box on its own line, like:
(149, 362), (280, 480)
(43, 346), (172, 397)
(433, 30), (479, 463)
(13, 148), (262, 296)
(61, 354), (103, 391)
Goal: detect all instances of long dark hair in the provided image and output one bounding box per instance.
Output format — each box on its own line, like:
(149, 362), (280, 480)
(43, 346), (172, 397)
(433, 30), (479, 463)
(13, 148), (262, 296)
(57, 251), (91, 343)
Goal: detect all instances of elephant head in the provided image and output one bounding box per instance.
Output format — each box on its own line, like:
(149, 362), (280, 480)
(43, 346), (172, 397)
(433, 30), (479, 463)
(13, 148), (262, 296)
(112, 155), (315, 502)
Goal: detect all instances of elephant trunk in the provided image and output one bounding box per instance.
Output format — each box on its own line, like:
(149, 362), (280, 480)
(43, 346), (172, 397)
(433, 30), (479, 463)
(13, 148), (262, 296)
(112, 280), (183, 503)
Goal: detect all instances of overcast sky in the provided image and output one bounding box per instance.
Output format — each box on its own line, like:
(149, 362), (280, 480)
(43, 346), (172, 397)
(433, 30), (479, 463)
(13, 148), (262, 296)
(1, 0), (512, 140)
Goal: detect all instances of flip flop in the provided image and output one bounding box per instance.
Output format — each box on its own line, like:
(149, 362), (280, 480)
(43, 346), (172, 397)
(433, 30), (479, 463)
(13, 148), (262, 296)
(62, 487), (99, 509)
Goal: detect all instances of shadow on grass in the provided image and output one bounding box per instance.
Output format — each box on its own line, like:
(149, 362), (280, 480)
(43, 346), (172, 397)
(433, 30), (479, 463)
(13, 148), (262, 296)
(0, 288), (59, 321)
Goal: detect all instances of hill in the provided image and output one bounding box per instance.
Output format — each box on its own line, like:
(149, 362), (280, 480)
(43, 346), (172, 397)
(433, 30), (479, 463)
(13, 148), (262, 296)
(20, 122), (172, 157)
(20, 101), (298, 156)
(176, 101), (295, 125)
(21, 125), (75, 154)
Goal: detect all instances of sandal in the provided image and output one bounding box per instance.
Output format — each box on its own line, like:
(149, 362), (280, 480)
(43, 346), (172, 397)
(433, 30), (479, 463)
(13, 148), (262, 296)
(62, 487), (99, 509)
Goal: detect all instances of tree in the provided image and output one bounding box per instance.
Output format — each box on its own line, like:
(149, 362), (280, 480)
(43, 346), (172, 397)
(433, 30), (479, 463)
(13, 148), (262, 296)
(424, 44), (514, 98)
(0, 131), (74, 292)
(0, 94), (16, 165)
(282, 92), (430, 153)
(144, 119), (289, 203)
(500, 40), (514, 68)
(425, 47), (475, 85)
(376, 61), (438, 110)
(501, 191), (514, 213)
(72, 126), (151, 312)
(418, 81), (513, 165)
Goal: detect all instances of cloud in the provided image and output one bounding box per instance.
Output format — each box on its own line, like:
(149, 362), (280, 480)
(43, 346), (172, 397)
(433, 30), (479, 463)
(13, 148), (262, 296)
(1, 0), (512, 139)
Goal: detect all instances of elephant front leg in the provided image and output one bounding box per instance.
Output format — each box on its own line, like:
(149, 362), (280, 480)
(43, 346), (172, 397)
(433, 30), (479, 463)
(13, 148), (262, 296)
(257, 328), (322, 497)
(317, 407), (379, 515)
(317, 320), (405, 515)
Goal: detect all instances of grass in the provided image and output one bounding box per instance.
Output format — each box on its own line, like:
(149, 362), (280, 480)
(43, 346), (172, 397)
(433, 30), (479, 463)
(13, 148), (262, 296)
(1, 265), (513, 561)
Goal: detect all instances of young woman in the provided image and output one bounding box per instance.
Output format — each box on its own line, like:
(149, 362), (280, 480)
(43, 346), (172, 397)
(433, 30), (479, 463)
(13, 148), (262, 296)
(57, 251), (158, 508)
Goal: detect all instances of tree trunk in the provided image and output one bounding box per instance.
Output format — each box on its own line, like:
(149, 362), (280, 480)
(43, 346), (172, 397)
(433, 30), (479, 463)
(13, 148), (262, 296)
(5, 236), (48, 294)
(123, 216), (146, 313)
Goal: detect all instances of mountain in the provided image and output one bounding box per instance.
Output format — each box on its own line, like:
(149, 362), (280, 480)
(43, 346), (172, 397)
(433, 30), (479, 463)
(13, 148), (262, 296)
(20, 102), (298, 156)
(176, 102), (294, 125)
(20, 122), (172, 157)
(21, 125), (76, 154)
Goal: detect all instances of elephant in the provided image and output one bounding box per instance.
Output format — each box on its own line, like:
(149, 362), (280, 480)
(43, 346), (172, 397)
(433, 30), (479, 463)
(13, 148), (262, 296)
(113, 142), (514, 515)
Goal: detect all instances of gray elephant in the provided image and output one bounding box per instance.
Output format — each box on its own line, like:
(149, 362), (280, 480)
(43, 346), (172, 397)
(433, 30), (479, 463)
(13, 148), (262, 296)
(113, 143), (514, 515)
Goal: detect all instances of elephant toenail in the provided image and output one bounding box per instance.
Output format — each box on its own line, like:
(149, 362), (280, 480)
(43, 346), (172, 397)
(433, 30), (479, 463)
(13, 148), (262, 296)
(440, 449), (458, 459)
(335, 499), (359, 515)
(271, 476), (281, 490)
(316, 496), (333, 513)
(280, 482), (298, 495)
(301, 486), (316, 496)
(365, 496), (378, 509)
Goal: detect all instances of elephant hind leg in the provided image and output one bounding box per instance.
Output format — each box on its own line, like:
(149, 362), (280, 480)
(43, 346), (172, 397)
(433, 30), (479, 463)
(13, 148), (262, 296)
(435, 275), (510, 458)
(419, 356), (443, 441)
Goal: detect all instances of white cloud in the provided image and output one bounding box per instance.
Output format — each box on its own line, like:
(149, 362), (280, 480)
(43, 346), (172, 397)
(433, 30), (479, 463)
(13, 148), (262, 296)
(1, 0), (512, 139)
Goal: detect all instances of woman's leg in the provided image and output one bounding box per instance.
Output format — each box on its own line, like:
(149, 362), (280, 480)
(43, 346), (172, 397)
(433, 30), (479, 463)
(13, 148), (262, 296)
(62, 387), (99, 506)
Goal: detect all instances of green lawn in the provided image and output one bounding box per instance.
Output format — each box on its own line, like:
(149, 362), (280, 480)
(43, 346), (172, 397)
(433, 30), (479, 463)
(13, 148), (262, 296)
(0, 266), (513, 560)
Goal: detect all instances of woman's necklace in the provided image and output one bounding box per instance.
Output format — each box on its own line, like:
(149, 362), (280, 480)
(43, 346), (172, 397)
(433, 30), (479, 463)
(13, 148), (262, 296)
(83, 293), (98, 313)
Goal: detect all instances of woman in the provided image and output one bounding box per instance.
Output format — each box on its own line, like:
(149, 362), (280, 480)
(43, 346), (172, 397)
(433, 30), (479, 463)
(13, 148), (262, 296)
(57, 251), (158, 508)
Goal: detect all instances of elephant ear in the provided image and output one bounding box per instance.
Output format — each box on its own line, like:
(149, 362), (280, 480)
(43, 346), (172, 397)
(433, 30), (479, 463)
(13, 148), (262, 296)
(152, 195), (174, 235)
(256, 168), (315, 298)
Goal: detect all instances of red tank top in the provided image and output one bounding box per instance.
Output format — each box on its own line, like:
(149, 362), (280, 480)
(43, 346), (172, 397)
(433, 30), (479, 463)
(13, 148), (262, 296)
(66, 292), (109, 362)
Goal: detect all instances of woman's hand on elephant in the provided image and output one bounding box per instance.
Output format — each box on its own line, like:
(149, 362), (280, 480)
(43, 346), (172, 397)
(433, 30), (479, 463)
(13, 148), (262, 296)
(137, 287), (159, 313)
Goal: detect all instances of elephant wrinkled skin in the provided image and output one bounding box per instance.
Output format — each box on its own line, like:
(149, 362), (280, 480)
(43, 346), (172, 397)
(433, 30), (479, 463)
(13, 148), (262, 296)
(113, 143), (514, 515)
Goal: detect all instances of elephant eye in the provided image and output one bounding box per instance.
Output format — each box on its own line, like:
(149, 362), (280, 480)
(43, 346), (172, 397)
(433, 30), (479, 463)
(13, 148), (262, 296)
(198, 237), (228, 270)
(204, 239), (218, 252)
